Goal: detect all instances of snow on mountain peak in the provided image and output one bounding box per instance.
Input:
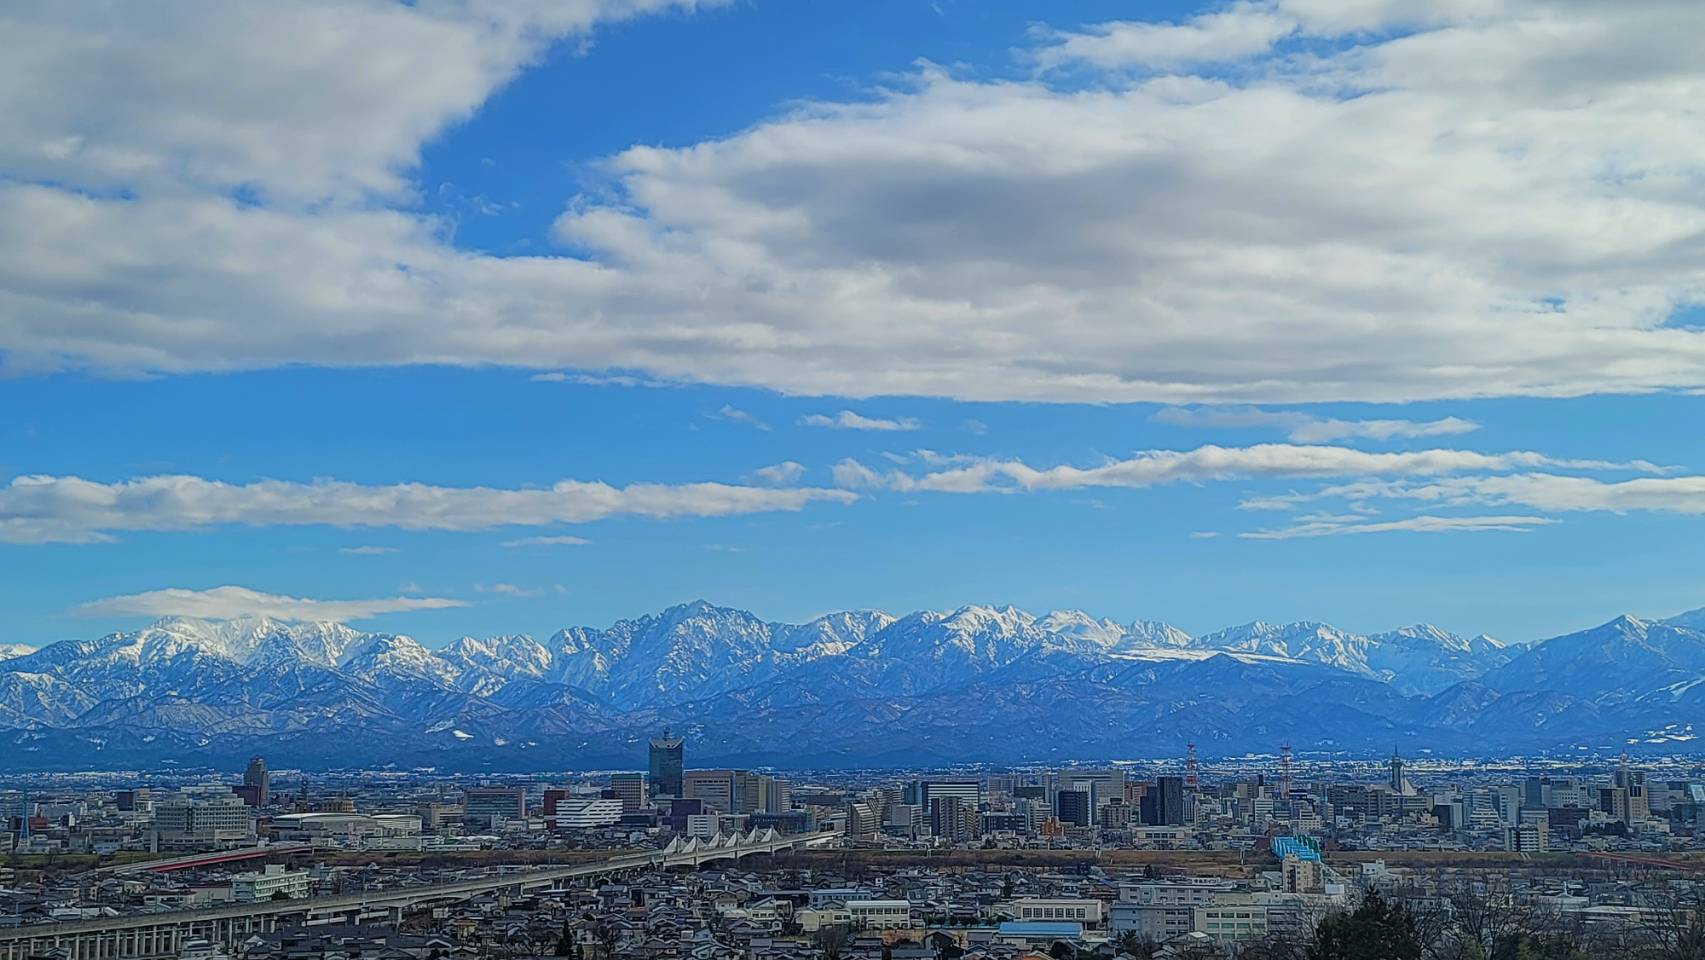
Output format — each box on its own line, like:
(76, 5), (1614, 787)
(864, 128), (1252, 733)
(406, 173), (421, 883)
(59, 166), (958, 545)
(1039, 610), (1127, 648)
(1664, 605), (1705, 631)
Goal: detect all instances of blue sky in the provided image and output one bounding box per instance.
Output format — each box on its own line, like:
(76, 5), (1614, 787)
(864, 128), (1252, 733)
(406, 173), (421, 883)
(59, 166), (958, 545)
(3, 0), (1704, 648)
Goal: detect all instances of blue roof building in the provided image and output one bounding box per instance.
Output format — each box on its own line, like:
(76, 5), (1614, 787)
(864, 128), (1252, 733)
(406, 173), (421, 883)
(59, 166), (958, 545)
(996, 921), (1084, 945)
(1272, 835), (1323, 862)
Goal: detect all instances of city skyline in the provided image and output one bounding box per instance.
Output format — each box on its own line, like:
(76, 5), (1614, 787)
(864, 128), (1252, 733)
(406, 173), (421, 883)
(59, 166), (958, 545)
(5, 1), (1705, 648)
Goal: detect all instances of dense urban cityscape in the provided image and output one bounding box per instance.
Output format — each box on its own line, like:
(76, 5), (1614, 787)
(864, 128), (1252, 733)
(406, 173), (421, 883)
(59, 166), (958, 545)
(3, 734), (1702, 958)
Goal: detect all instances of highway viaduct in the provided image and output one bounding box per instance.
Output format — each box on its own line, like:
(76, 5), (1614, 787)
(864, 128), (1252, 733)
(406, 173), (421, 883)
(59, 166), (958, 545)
(0, 829), (837, 960)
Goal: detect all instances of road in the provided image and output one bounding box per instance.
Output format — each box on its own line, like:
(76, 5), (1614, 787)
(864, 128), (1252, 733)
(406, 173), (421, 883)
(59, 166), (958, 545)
(0, 830), (837, 960)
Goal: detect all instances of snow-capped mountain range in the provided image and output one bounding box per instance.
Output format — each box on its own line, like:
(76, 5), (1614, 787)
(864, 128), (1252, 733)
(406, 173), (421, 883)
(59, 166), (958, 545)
(1, 601), (1700, 770)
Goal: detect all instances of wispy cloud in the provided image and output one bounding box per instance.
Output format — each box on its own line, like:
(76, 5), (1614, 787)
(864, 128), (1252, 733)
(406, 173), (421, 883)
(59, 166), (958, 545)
(1035, 4), (1296, 70)
(890, 445), (1664, 495)
(0, 473), (857, 544)
(832, 458), (916, 491)
(476, 582), (544, 598)
(710, 404), (771, 431)
(1240, 514), (1559, 540)
(530, 371), (676, 388)
(1261, 474), (1705, 517)
(338, 545), (397, 556)
(500, 535), (592, 548)
(76, 585), (467, 621)
(752, 461), (806, 485)
(1154, 407), (1481, 443)
(800, 410), (921, 432)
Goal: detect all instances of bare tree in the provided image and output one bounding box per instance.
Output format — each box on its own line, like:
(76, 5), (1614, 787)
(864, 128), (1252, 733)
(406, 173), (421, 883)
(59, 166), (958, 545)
(1625, 877), (1705, 960)
(816, 924), (854, 960)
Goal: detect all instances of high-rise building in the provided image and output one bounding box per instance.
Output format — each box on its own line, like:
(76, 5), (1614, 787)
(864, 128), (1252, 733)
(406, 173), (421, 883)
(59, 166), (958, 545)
(929, 796), (977, 842)
(735, 771), (764, 814)
(848, 801), (880, 838)
(1056, 789), (1092, 827)
(684, 769), (737, 813)
(649, 729), (684, 798)
(463, 787), (527, 828)
(667, 798), (704, 833)
(608, 773), (647, 814)
(1142, 777), (1186, 826)
(154, 794), (255, 850)
(921, 779), (982, 808)
(1098, 799), (1132, 830)
(1527, 774), (1554, 811)
(762, 776), (791, 814)
(543, 789), (569, 829)
(243, 756), (269, 807)
(1065, 769), (1127, 812)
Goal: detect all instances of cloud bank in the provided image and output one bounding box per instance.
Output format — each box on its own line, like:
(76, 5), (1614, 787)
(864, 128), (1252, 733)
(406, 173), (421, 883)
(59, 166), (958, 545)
(0, 473), (856, 544)
(6, 1), (1705, 403)
(76, 585), (467, 621)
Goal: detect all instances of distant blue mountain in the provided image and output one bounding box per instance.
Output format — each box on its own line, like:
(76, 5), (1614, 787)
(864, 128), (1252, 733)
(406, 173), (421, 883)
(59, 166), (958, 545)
(0, 602), (1698, 770)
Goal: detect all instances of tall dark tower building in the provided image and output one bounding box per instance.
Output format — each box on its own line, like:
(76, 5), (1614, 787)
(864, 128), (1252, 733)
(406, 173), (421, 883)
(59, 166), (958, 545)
(1055, 789), (1091, 827)
(649, 728), (684, 799)
(1389, 748), (1406, 794)
(1154, 776), (1186, 825)
(243, 755), (270, 806)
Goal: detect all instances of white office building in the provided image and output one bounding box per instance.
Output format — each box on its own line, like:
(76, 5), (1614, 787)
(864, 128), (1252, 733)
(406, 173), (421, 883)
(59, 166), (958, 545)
(847, 900), (913, 929)
(554, 798), (623, 829)
(231, 864), (310, 902)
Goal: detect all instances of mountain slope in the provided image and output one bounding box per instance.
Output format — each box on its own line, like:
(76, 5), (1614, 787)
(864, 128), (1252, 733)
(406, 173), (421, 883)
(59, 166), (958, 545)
(1484, 615), (1705, 705)
(1, 602), (1700, 770)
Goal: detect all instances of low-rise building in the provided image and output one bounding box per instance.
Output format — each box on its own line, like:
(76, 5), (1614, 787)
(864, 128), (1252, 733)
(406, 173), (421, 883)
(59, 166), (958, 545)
(231, 864), (310, 902)
(847, 900), (913, 929)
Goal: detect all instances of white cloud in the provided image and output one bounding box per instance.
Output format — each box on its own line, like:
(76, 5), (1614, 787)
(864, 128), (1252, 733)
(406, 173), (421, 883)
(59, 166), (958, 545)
(799, 410), (922, 432)
(7, 1), (1705, 405)
(906, 444), (1662, 495)
(0, 0), (705, 204)
(1240, 513), (1558, 540)
(0, 473), (856, 544)
(831, 458), (915, 492)
(338, 545), (398, 555)
(1154, 407), (1480, 442)
(913, 449), (978, 466)
(75, 585), (467, 621)
(500, 535), (593, 547)
(752, 461), (806, 484)
(531, 371), (677, 388)
(476, 582), (542, 597)
(1036, 3), (1297, 70)
(711, 404), (771, 431)
(1291, 473), (1705, 517)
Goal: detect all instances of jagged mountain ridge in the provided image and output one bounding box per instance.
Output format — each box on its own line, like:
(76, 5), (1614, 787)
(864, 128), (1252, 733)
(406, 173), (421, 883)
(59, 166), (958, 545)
(0, 601), (1698, 770)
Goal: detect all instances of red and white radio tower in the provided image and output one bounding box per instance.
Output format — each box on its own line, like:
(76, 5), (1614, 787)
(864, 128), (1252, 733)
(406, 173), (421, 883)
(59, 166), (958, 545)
(1279, 743), (1293, 799)
(1185, 742), (1199, 790)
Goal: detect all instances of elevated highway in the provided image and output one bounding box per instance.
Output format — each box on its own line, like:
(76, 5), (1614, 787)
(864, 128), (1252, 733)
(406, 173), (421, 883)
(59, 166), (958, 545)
(0, 829), (836, 960)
